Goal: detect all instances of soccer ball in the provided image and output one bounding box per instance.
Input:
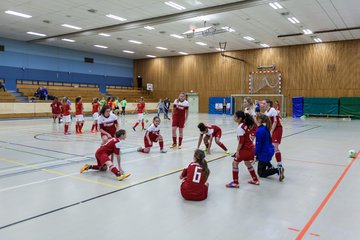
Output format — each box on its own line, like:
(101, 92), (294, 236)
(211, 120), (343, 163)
(145, 119), (149, 123)
(348, 149), (356, 158)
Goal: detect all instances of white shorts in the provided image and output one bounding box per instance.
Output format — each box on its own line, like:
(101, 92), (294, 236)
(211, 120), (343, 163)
(63, 115), (71, 123)
(137, 113), (144, 121)
(76, 114), (84, 122)
(92, 112), (99, 120)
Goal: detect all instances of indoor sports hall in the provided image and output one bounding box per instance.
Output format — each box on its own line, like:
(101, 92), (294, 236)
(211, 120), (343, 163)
(0, 1), (359, 240)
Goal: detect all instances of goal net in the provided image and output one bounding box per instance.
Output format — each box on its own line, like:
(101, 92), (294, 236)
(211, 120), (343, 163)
(249, 70), (282, 94)
(230, 94), (286, 117)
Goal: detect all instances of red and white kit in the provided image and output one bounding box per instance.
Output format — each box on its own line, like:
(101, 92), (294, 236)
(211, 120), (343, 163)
(137, 102), (145, 121)
(180, 162), (208, 201)
(172, 99), (189, 128)
(92, 102), (100, 120)
(144, 123), (161, 148)
(62, 104), (71, 123)
(75, 102), (84, 122)
(235, 123), (255, 162)
(98, 112), (118, 137)
(95, 137), (122, 167)
(51, 101), (62, 115)
(205, 125), (222, 138)
(265, 107), (283, 144)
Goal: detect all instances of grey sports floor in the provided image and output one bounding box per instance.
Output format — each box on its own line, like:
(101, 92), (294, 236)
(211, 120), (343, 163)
(0, 113), (359, 240)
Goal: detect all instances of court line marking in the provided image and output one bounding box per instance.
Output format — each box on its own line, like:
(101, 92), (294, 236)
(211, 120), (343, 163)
(0, 153), (229, 230)
(295, 151), (360, 240)
(284, 158), (346, 167)
(288, 228), (320, 237)
(0, 125), (322, 230)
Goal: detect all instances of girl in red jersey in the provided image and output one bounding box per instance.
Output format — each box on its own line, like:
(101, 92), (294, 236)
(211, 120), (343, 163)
(264, 99), (283, 167)
(170, 92), (189, 149)
(137, 116), (167, 153)
(80, 129), (130, 181)
(226, 110), (260, 188)
(91, 98), (100, 133)
(98, 105), (119, 145)
(132, 97), (146, 131)
(62, 97), (71, 135)
(75, 96), (84, 134)
(50, 97), (62, 124)
(106, 97), (113, 111)
(196, 123), (229, 154)
(180, 149), (210, 201)
(243, 97), (258, 139)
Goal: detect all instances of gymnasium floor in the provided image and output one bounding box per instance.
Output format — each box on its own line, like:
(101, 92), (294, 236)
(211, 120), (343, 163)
(0, 113), (359, 240)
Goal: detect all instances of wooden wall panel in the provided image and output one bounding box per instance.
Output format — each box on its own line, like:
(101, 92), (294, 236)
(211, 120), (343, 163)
(134, 40), (360, 115)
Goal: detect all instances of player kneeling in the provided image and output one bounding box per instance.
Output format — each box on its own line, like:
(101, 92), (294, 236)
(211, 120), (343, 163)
(80, 129), (130, 181)
(180, 150), (210, 201)
(196, 123), (230, 154)
(137, 116), (167, 153)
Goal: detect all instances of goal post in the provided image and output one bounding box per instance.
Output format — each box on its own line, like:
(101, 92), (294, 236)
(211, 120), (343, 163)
(230, 94), (286, 117)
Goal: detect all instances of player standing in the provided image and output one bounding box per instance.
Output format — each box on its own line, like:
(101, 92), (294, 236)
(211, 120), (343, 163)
(137, 116), (167, 153)
(91, 98), (100, 133)
(170, 92), (189, 149)
(196, 123), (229, 154)
(75, 96), (84, 134)
(132, 97), (146, 131)
(264, 99), (283, 167)
(50, 97), (62, 124)
(62, 97), (71, 135)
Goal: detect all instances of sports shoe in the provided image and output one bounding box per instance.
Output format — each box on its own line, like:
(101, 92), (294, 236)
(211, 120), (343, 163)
(64, 132), (71, 135)
(178, 145), (182, 149)
(248, 180), (260, 185)
(132, 127), (136, 131)
(160, 149), (167, 153)
(231, 153), (236, 158)
(278, 167), (285, 182)
(225, 181), (239, 188)
(170, 143), (177, 149)
(137, 147), (143, 152)
(80, 164), (90, 174)
(117, 173), (131, 181)
(91, 130), (96, 133)
(225, 150), (230, 154)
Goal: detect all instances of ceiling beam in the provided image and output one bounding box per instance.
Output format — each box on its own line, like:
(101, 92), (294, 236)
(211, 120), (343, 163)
(28, 0), (276, 43)
(278, 26), (360, 38)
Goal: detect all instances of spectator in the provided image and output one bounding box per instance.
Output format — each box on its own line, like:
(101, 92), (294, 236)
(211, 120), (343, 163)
(0, 82), (6, 92)
(40, 86), (48, 100)
(34, 87), (42, 98)
(164, 97), (171, 120)
(120, 98), (127, 116)
(157, 99), (165, 118)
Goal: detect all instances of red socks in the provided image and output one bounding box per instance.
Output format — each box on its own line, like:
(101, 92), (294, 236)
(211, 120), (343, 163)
(141, 121), (144, 129)
(64, 124), (69, 134)
(91, 124), (95, 131)
(275, 151), (282, 165)
(89, 165), (100, 170)
(205, 142), (209, 149)
(173, 137), (177, 144)
(218, 142), (228, 151)
(159, 141), (164, 149)
(179, 137), (183, 146)
(109, 164), (121, 176)
(232, 167), (239, 184)
(79, 123), (84, 132)
(248, 166), (259, 181)
(134, 122), (139, 129)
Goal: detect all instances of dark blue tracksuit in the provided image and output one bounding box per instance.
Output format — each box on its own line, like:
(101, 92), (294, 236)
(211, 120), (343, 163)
(255, 125), (277, 177)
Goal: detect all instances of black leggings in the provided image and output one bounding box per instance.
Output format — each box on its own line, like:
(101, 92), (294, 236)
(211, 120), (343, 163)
(257, 161), (278, 178)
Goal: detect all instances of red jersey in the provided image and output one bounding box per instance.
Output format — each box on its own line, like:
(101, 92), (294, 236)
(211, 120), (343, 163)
(146, 123), (160, 138)
(206, 125), (221, 137)
(62, 104), (71, 116)
(137, 102), (145, 114)
(265, 107), (282, 128)
(92, 102), (100, 114)
(173, 99), (189, 120)
(180, 162), (208, 196)
(107, 101), (113, 110)
(50, 101), (62, 114)
(98, 113), (118, 136)
(96, 137), (122, 156)
(237, 123), (254, 151)
(75, 102), (83, 115)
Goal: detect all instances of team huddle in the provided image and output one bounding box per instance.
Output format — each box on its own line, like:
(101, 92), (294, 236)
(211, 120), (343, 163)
(51, 93), (284, 201)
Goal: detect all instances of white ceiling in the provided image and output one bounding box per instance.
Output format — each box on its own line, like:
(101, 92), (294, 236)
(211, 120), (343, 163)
(0, 0), (359, 59)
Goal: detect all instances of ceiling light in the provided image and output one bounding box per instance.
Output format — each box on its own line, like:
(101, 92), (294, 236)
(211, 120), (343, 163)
(144, 26), (155, 30)
(156, 46), (168, 50)
(260, 43), (270, 47)
(62, 38), (76, 42)
(195, 42), (207, 46)
(178, 52), (188, 55)
(94, 45), (108, 49)
(146, 55), (156, 58)
(99, 33), (111, 37)
(123, 50), (134, 54)
(129, 40), (143, 44)
(106, 14), (127, 21)
(170, 34), (184, 39)
(243, 36), (255, 41)
(303, 29), (313, 34)
(164, 1), (186, 10)
(314, 38), (322, 43)
(215, 48), (224, 51)
(5, 10), (32, 18)
(62, 24), (82, 30)
(269, 2), (283, 9)
(26, 32), (46, 37)
(221, 26), (235, 32)
(288, 17), (300, 24)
